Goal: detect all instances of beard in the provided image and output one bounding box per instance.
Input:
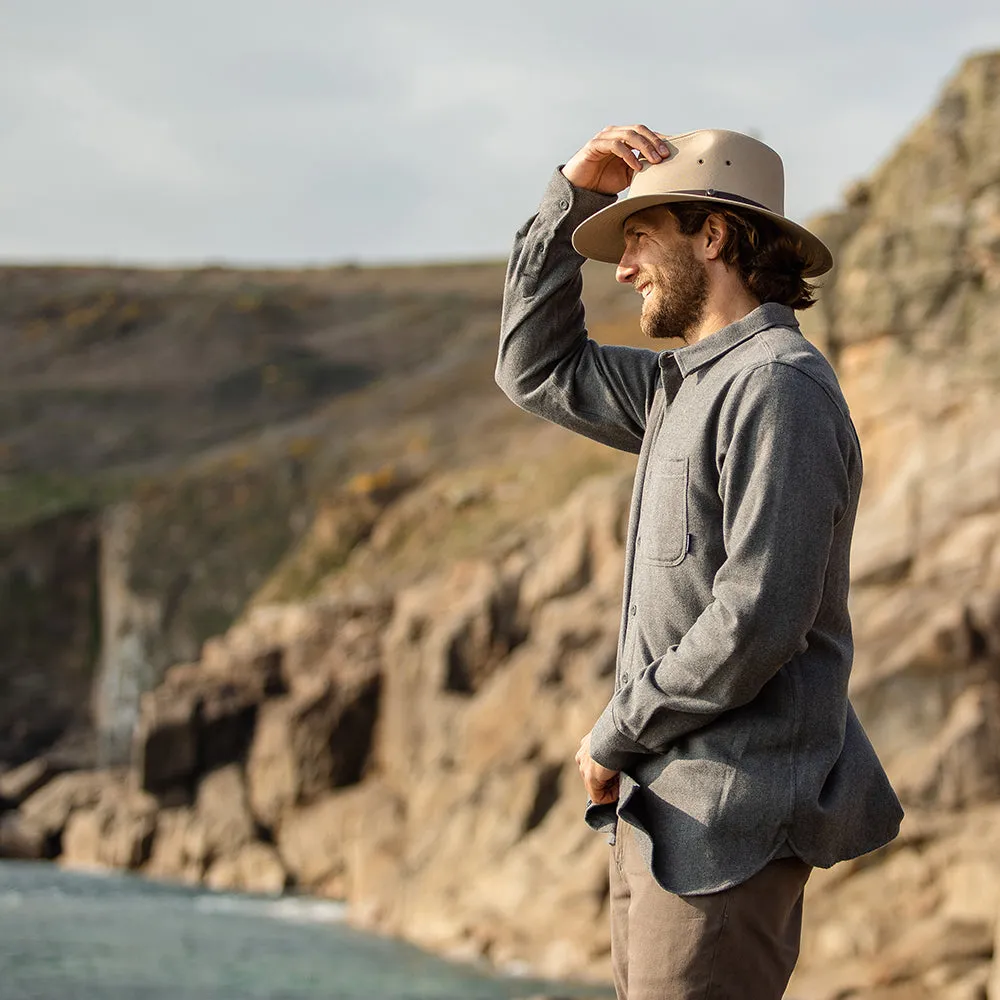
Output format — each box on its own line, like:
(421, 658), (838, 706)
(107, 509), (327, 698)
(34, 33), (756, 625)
(638, 241), (709, 342)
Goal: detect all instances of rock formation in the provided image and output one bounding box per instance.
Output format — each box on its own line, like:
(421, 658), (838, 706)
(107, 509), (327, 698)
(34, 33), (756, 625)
(0, 509), (99, 766)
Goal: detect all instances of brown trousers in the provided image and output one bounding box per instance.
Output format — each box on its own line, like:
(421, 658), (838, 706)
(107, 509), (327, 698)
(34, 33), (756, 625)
(609, 820), (811, 1000)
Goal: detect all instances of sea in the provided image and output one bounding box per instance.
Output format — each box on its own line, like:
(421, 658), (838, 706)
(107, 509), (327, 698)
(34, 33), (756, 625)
(0, 861), (613, 1000)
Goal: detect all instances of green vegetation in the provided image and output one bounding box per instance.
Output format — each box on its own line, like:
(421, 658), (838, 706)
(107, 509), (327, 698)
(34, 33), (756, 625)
(0, 470), (134, 532)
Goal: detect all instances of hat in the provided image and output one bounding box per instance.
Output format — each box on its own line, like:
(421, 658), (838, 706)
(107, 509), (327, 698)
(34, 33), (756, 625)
(571, 129), (833, 278)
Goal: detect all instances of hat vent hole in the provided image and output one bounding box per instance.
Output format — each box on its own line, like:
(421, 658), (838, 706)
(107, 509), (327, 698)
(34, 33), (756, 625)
(725, 160), (732, 165)
(698, 158), (704, 164)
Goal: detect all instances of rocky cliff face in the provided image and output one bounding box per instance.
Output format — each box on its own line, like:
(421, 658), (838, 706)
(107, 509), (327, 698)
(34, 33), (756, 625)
(788, 50), (1000, 1000)
(3, 50), (1000, 1000)
(800, 51), (1000, 818)
(0, 509), (99, 767)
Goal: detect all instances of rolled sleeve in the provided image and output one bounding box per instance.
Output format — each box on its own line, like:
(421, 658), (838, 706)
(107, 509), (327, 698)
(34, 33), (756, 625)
(495, 169), (661, 453)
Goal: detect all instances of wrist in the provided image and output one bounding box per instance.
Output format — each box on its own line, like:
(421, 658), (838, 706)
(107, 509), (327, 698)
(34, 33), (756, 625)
(560, 161), (589, 190)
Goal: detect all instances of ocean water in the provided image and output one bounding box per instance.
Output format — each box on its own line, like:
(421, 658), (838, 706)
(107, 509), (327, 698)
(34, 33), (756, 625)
(0, 862), (612, 1000)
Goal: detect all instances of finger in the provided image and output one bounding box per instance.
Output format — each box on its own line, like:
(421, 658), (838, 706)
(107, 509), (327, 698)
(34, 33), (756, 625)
(597, 781), (619, 805)
(589, 782), (617, 805)
(632, 124), (672, 152)
(620, 125), (670, 163)
(585, 769), (616, 803)
(609, 140), (642, 172)
(628, 124), (670, 149)
(597, 130), (657, 165)
(597, 125), (666, 164)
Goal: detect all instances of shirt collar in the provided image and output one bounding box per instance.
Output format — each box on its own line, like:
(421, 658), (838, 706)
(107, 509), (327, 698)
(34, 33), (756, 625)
(663, 302), (799, 378)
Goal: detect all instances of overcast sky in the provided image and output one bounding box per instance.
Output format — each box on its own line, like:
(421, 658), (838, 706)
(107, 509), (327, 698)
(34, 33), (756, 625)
(2, 1), (999, 266)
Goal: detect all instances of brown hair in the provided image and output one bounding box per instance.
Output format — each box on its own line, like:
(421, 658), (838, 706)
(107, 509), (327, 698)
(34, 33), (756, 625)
(665, 203), (817, 311)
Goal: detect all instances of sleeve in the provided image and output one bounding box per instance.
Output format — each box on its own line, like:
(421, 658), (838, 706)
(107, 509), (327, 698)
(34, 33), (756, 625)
(495, 168), (661, 454)
(589, 362), (858, 771)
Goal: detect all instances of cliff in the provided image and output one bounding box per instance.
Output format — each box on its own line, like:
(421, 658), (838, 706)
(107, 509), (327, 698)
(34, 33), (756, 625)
(3, 50), (1000, 1000)
(0, 260), (619, 765)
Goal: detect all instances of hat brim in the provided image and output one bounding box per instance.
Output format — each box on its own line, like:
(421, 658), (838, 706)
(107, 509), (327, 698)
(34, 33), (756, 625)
(571, 193), (833, 278)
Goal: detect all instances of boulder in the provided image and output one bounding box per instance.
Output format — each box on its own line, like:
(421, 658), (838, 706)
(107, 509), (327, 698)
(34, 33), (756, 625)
(0, 757), (57, 808)
(895, 683), (1000, 809)
(194, 764), (255, 861)
(275, 793), (348, 889)
(133, 684), (199, 795)
(246, 671), (380, 829)
(201, 642), (286, 696)
(18, 770), (122, 842)
(197, 679), (260, 774)
(378, 561), (524, 784)
(60, 785), (158, 870)
(245, 701), (298, 830)
(144, 807), (209, 885)
(0, 811), (52, 859)
(276, 784), (401, 892)
(133, 664), (264, 797)
(204, 842), (286, 895)
(871, 917), (994, 988)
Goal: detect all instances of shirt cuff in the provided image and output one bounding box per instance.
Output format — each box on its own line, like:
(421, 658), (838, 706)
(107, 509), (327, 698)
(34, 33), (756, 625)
(536, 167), (617, 239)
(589, 700), (651, 772)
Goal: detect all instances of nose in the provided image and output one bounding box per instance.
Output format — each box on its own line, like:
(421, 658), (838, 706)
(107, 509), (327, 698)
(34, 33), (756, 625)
(616, 253), (638, 285)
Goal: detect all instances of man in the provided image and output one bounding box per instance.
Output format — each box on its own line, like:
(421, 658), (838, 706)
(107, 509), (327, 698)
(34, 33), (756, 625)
(495, 127), (903, 1000)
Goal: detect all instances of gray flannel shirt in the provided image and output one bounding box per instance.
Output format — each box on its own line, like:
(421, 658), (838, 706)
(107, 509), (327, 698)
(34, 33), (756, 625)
(496, 169), (903, 895)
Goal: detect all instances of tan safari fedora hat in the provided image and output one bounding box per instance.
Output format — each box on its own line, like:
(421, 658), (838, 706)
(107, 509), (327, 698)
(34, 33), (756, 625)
(571, 129), (833, 278)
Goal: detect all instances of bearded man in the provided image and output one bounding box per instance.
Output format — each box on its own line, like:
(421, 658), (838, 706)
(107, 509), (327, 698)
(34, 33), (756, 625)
(495, 127), (902, 1000)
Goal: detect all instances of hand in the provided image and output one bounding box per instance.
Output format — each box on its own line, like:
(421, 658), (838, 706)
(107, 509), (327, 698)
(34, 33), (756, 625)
(562, 125), (671, 195)
(576, 733), (620, 805)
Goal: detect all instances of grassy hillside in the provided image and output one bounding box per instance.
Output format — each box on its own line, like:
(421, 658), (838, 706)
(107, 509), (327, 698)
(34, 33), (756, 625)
(0, 259), (645, 531)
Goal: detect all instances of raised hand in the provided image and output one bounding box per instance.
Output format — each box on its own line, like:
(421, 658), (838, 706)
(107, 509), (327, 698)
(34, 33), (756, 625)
(562, 125), (671, 195)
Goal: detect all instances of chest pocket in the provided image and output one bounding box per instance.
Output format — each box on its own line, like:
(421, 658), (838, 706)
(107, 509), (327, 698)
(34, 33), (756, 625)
(638, 457), (689, 566)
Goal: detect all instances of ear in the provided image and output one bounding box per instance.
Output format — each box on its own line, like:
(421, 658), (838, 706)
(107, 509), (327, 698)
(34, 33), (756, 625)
(702, 214), (727, 262)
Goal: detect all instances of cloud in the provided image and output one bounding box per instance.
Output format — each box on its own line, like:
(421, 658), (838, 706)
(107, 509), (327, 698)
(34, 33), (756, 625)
(0, 1), (998, 263)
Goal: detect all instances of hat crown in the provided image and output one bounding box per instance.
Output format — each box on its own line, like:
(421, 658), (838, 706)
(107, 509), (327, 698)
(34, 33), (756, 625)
(630, 129), (785, 216)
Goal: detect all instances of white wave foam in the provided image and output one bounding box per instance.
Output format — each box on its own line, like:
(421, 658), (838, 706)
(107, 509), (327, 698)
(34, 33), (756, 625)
(195, 893), (347, 925)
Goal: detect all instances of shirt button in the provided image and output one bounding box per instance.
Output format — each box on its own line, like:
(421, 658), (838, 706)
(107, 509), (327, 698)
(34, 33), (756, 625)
(622, 672), (630, 683)
(558, 198), (569, 210)
(630, 604), (637, 617)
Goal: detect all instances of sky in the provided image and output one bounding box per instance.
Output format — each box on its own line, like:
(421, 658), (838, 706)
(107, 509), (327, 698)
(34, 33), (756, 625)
(2, 1), (999, 267)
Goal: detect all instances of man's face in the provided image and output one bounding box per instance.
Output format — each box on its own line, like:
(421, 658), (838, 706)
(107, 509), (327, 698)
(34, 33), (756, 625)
(616, 207), (708, 342)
